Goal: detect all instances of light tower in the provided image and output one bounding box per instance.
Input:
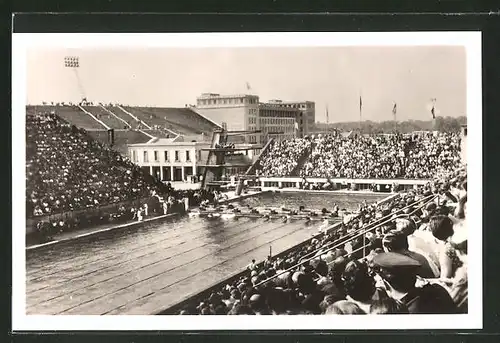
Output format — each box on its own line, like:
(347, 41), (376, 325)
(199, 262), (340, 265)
(64, 56), (86, 102)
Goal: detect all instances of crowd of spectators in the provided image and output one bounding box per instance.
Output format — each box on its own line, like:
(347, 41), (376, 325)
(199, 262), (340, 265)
(26, 111), (218, 242)
(176, 166), (468, 315)
(257, 132), (461, 180)
(26, 111), (170, 217)
(257, 138), (312, 177)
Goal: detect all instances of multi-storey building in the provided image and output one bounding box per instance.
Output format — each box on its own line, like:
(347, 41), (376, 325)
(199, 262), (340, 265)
(272, 100), (315, 138)
(194, 93), (315, 143)
(258, 101), (300, 143)
(195, 93), (260, 143)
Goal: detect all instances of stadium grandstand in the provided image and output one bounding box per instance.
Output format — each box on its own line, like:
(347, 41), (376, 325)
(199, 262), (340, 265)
(26, 104), (221, 155)
(166, 166), (468, 315)
(25, 102), (468, 316)
(25, 109), (218, 242)
(255, 131), (462, 180)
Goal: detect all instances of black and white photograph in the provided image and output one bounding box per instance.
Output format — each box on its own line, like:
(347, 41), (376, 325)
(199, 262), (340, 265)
(12, 32), (482, 330)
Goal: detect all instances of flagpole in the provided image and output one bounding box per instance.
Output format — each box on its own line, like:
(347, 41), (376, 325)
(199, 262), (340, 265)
(326, 104), (329, 134)
(393, 102), (397, 133)
(359, 92), (362, 133)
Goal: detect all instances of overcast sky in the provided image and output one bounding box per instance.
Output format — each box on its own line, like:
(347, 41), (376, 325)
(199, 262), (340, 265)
(26, 46), (466, 123)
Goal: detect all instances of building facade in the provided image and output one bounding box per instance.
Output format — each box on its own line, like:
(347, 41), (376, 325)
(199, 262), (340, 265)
(128, 137), (211, 182)
(270, 100), (315, 138)
(195, 93), (315, 142)
(258, 101), (299, 143)
(128, 136), (259, 182)
(196, 93), (260, 143)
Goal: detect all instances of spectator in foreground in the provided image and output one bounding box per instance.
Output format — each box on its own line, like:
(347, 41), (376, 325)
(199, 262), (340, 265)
(381, 230), (438, 278)
(325, 301), (365, 315)
(447, 225), (468, 313)
(429, 215), (463, 281)
(369, 297), (409, 314)
(342, 260), (386, 313)
(372, 252), (456, 314)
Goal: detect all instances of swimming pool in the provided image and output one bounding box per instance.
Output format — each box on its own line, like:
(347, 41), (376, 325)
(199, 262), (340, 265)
(26, 191), (387, 315)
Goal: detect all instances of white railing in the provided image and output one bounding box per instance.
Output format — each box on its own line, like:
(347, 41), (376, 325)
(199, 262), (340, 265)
(99, 105), (132, 128)
(116, 105), (152, 130)
(77, 105), (111, 130)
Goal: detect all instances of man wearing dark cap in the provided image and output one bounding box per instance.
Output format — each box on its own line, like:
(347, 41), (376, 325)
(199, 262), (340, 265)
(382, 230), (438, 278)
(372, 252), (456, 314)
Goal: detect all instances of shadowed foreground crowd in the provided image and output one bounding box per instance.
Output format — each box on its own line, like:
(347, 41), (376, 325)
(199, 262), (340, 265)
(177, 167), (468, 315)
(258, 132), (461, 179)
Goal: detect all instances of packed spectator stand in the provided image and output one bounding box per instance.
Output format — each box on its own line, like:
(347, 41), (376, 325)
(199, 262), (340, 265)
(26, 111), (216, 241)
(175, 167), (468, 315)
(257, 132), (461, 179)
(258, 138), (313, 177)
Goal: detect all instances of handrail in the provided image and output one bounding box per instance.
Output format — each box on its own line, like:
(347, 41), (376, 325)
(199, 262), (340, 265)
(326, 243), (371, 266)
(310, 193), (437, 262)
(99, 105), (132, 129)
(254, 193), (437, 288)
(116, 105), (153, 130)
(312, 243), (372, 282)
(296, 193), (434, 262)
(78, 105), (111, 130)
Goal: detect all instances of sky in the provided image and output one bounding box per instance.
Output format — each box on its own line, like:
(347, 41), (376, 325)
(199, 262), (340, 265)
(26, 46), (466, 123)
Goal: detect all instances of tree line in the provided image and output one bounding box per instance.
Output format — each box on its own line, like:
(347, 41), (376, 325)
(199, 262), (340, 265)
(313, 116), (467, 134)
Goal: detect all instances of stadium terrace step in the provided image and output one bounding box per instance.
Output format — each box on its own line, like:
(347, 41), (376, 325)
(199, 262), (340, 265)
(77, 105), (110, 130)
(122, 106), (218, 137)
(116, 105), (152, 130)
(83, 106), (128, 129)
(290, 143), (314, 176)
(103, 106), (136, 127)
(27, 105), (106, 130)
(86, 129), (151, 155)
(141, 129), (175, 139)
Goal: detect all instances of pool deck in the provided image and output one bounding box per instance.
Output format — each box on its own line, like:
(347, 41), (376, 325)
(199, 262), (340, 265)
(25, 190), (268, 250)
(277, 188), (393, 195)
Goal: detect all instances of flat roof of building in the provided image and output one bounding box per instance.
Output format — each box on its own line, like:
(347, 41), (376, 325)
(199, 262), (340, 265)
(128, 138), (211, 147)
(197, 93), (259, 99)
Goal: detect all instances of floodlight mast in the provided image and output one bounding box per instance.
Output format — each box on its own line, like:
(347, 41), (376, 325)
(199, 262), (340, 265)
(64, 56), (86, 101)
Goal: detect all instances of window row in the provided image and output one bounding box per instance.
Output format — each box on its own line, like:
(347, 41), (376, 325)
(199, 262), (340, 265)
(198, 97), (258, 106)
(260, 110), (298, 118)
(259, 118), (295, 125)
(262, 126), (294, 133)
(131, 149), (195, 163)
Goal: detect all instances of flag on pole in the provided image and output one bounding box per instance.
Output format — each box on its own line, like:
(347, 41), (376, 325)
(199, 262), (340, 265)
(359, 95), (363, 125)
(431, 105), (436, 119)
(246, 82), (251, 91)
(326, 105), (329, 124)
(392, 103), (397, 119)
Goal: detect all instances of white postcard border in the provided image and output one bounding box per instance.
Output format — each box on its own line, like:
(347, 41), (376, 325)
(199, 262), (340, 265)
(12, 31), (482, 331)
